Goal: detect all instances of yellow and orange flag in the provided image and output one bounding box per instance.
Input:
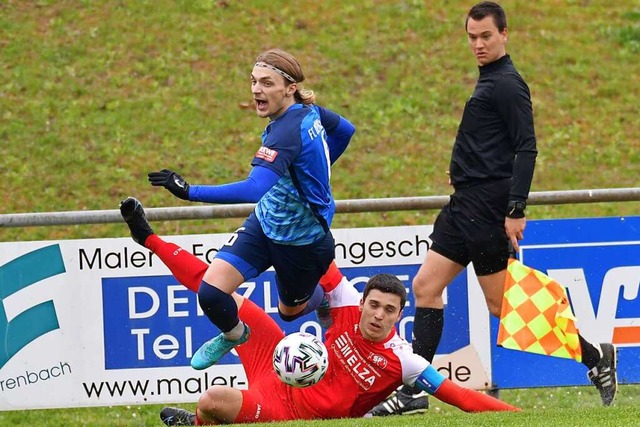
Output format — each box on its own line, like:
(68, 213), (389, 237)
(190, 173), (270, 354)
(497, 258), (582, 362)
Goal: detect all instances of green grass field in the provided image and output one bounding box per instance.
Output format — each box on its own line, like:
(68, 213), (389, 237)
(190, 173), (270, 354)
(1, 0), (639, 425)
(2, 385), (639, 426)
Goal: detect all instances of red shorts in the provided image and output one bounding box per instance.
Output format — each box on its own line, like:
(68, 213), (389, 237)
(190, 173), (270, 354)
(234, 299), (311, 423)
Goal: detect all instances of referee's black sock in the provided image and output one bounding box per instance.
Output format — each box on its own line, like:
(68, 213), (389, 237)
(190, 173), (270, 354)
(578, 334), (601, 370)
(401, 307), (444, 395)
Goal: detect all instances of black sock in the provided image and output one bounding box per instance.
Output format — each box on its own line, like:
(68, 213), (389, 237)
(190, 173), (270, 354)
(413, 307), (444, 362)
(579, 334), (601, 370)
(401, 307), (444, 395)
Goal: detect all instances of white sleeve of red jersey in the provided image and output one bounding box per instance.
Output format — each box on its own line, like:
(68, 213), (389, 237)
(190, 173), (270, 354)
(386, 334), (430, 386)
(326, 276), (361, 309)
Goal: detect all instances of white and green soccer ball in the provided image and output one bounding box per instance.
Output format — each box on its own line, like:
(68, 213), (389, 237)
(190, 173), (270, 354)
(272, 332), (329, 388)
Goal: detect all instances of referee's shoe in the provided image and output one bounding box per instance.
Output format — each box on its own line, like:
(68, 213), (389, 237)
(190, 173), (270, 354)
(588, 343), (618, 406)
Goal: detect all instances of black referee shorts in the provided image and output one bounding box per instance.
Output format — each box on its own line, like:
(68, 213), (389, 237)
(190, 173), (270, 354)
(429, 178), (511, 276)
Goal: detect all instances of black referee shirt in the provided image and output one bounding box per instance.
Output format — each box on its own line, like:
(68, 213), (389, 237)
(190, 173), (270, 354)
(449, 54), (538, 202)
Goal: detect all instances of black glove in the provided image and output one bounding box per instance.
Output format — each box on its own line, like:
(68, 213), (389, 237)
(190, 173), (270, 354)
(148, 169), (190, 200)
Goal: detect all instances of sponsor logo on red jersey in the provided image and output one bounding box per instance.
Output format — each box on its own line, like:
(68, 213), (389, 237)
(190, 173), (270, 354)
(332, 332), (381, 389)
(255, 146), (278, 162)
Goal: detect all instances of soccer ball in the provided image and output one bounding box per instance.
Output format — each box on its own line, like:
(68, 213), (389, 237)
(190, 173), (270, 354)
(272, 332), (329, 388)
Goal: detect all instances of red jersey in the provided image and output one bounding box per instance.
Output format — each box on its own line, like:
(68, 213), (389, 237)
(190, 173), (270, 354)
(291, 277), (428, 418)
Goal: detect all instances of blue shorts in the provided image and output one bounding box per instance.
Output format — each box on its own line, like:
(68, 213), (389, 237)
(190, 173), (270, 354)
(216, 213), (335, 307)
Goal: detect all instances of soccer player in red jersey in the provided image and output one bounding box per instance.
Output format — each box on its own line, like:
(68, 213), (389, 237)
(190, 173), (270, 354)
(120, 199), (519, 425)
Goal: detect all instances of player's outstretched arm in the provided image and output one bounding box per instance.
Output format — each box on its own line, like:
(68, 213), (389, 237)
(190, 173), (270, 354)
(187, 165), (279, 204)
(432, 378), (520, 412)
(414, 365), (520, 412)
(148, 166), (280, 204)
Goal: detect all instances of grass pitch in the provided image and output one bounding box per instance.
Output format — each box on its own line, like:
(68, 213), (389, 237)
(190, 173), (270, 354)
(1, 385), (639, 426)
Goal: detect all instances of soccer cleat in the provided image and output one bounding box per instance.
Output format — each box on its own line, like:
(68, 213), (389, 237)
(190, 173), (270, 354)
(191, 324), (250, 370)
(315, 295), (332, 329)
(160, 407), (196, 426)
(366, 389), (429, 416)
(119, 197), (154, 246)
(588, 343), (618, 406)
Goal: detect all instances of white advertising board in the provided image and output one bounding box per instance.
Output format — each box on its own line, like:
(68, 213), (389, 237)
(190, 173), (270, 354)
(0, 225), (491, 410)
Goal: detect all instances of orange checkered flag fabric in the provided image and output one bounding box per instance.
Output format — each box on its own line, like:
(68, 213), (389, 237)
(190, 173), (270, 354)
(497, 258), (582, 362)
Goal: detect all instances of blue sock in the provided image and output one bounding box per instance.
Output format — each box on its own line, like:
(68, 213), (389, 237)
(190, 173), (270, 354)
(278, 285), (325, 321)
(197, 282), (239, 333)
(301, 284), (325, 314)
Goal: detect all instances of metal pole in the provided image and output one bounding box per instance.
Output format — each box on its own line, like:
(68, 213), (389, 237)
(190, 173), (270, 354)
(1, 188), (639, 228)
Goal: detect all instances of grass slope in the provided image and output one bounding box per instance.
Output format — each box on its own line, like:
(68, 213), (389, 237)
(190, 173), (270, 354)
(1, 0), (639, 242)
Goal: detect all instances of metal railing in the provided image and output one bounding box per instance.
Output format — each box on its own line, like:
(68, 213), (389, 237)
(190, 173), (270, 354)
(1, 187), (639, 228)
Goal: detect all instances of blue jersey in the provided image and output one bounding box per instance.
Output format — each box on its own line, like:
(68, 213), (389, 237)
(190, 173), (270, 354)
(253, 104), (337, 245)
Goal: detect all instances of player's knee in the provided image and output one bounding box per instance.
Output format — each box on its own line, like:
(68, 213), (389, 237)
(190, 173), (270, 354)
(412, 277), (441, 305)
(412, 275), (426, 294)
(486, 298), (502, 317)
(198, 386), (223, 412)
(197, 283), (227, 310)
(278, 306), (303, 322)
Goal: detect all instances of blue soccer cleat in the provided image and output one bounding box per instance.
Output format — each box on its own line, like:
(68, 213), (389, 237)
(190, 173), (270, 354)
(190, 324), (250, 370)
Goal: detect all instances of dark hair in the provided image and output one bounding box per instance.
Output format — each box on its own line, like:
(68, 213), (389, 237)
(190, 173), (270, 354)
(362, 274), (407, 309)
(466, 1), (507, 32)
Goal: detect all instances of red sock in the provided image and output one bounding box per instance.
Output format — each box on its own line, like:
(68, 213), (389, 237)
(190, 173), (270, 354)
(434, 379), (520, 412)
(195, 407), (221, 425)
(145, 234), (208, 293)
(319, 261), (343, 292)
(194, 413), (205, 425)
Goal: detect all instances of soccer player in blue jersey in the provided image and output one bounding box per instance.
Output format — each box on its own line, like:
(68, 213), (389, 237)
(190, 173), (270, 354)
(145, 49), (355, 371)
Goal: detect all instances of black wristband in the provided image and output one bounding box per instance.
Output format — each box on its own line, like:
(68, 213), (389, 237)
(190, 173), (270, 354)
(507, 201), (526, 219)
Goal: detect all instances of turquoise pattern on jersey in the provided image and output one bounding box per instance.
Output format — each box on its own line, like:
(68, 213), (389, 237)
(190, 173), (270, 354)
(255, 175), (326, 244)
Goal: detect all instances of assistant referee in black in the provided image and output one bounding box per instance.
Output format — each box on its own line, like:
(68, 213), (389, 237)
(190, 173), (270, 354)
(368, 1), (617, 417)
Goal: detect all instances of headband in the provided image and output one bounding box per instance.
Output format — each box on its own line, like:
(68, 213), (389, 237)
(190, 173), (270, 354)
(254, 62), (297, 83)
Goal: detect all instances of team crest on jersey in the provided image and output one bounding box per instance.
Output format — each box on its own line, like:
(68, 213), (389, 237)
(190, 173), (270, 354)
(367, 352), (388, 369)
(255, 146), (278, 162)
